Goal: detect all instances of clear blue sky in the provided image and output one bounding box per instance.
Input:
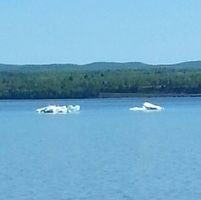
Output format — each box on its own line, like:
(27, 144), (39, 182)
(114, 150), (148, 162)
(0, 0), (201, 65)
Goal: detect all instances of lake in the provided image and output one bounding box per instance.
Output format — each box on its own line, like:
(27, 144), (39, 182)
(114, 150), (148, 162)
(0, 97), (201, 200)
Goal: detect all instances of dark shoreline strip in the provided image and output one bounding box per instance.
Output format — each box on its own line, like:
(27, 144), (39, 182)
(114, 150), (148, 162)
(0, 93), (201, 100)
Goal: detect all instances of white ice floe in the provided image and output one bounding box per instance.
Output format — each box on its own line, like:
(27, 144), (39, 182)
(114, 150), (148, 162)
(129, 106), (146, 111)
(66, 105), (80, 113)
(143, 102), (163, 110)
(36, 105), (80, 114)
(130, 102), (163, 112)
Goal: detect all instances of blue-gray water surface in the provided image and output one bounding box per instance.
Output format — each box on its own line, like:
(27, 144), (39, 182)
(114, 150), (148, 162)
(0, 97), (201, 200)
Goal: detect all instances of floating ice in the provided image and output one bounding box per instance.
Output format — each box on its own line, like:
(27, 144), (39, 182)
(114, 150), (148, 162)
(130, 102), (164, 112)
(36, 105), (80, 114)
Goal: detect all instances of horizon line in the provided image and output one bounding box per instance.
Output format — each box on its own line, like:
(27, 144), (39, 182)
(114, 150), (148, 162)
(0, 60), (201, 66)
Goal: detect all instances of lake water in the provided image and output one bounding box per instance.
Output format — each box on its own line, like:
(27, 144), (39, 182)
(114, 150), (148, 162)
(0, 97), (201, 200)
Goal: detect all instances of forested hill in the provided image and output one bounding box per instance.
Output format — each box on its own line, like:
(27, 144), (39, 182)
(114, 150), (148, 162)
(1, 61), (201, 72)
(1, 61), (201, 99)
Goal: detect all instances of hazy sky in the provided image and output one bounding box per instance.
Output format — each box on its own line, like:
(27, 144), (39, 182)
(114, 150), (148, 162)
(0, 0), (201, 65)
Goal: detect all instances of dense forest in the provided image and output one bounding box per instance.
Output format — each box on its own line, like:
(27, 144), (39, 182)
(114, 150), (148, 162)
(1, 64), (201, 98)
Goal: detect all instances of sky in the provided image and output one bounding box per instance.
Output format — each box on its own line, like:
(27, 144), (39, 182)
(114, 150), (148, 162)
(0, 0), (201, 65)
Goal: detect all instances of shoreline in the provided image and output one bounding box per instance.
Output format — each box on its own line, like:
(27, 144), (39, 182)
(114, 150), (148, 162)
(98, 93), (201, 98)
(0, 93), (201, 100)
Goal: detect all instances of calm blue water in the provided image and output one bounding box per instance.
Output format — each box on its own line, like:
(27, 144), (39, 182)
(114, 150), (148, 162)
(0, 97), (201, 200)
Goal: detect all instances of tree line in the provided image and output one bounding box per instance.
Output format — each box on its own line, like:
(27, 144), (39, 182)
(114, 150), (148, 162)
(0, 68), (201, 98)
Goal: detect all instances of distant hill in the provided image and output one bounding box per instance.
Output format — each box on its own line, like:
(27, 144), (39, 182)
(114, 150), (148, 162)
(0, 61), (201, 72)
